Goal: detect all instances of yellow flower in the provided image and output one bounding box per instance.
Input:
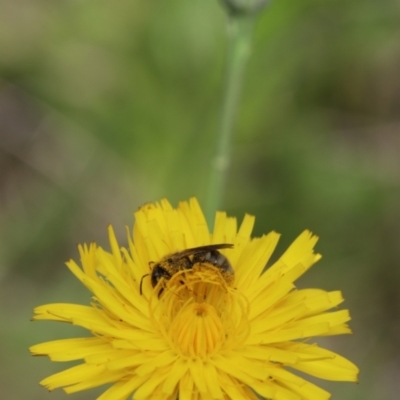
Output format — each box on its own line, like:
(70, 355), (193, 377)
(30, 198), (359, 400)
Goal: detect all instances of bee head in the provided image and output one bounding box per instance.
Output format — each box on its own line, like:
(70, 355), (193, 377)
(151, 264), (172, 288)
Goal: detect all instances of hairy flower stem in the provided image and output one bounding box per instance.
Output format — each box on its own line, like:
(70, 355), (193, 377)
(205, 15), (256, 226)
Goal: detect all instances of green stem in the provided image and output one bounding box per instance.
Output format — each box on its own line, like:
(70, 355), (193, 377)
(205, 15), (255, 226)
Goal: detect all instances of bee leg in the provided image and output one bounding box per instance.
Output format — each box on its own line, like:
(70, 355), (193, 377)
(139, 273), (149, 295)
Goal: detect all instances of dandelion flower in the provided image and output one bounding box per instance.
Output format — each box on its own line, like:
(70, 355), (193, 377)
(30, 198), (359, 399)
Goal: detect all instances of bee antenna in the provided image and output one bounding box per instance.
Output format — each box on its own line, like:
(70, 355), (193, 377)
(139, 273), (149, 295)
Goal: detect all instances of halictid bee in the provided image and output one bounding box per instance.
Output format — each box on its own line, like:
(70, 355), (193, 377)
(140, 244), (234, 296)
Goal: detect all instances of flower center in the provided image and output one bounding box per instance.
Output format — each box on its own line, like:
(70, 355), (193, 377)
(149, 264), (250, 359)
(170, 302), (224, 357)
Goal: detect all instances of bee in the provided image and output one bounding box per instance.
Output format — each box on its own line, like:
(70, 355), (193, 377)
(139, 244), (234, 296)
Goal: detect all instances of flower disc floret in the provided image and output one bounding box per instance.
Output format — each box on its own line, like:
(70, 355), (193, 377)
(151, 268), (250, 360)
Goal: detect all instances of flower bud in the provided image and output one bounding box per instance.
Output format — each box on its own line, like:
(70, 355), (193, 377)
(220, 0), (270, 16)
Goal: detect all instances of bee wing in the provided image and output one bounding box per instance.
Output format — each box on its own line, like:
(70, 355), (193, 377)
(176, 244), (234, 258)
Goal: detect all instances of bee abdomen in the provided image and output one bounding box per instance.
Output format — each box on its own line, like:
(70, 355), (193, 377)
(196, 250), (233, 273)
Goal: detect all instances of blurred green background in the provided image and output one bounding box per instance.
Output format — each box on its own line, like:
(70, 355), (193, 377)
(1, 0), (399, 399)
